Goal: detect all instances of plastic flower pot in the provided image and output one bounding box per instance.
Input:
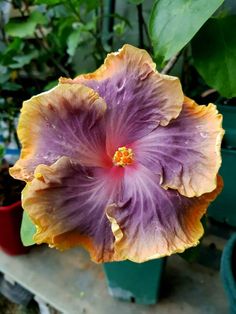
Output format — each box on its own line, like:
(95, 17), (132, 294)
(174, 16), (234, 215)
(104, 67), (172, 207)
(208, 104), (236, 226)
(220, 234), (236, 314)
(0, 201), (29, 255)
(0, 278), (33, 306)
(208, 148), (236, 227)
(103, 258), (166, 304)
(217, 104), (236, 149)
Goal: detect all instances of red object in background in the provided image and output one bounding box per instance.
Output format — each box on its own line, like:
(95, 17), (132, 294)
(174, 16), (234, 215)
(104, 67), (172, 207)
(0, 201), (29, 255)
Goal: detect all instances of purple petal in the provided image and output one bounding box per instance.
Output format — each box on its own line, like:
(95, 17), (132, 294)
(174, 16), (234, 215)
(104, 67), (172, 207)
(10, 84), (108, 182)
(22, 157), (123, 262)
(107, 165), (222, 262)
(60, 45), (184, 153)
(133, 97), (224, 197)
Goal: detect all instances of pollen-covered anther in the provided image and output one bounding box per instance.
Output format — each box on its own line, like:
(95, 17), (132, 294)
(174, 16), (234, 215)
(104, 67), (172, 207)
(113, 146), (134, 167)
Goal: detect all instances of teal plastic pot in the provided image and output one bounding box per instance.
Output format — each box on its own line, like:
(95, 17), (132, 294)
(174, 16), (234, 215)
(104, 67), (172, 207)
(208, 149), (236, 227)
(207, 105), (236, 227)
(220, 234), (236, 314)
(217, 104), (236, 149)
(103, 258), (166, 305)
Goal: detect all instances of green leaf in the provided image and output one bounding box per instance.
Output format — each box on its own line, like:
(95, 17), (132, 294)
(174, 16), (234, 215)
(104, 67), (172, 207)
(0, 66), (10, 84)
(5, 11), (47, 38)
(114, 21), (126, 37)
(83, 0), (99, 12)
(57, 17), (75, 47)
(192, 16), (236, 98)
(44, 80), (58, 91)
(34, 0), (63, 5)
(0, 145), (5, 160)
(10, 51), (38, 69)
(67, 28), (82, 57)
(0, 38), (23, 65)
(149, 0), (224, 66)
(3, 38), (22, 56)
(2, 82), (22, 91)
(128, 0), (144, 4)
(21, 211), (36, 246)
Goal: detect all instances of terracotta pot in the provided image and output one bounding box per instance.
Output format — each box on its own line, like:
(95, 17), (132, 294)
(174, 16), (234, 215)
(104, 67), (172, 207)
(0, 201), (29, 255)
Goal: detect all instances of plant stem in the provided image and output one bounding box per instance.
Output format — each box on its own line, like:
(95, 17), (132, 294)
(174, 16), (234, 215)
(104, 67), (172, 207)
(142, 14), (152, 53)
(99, 0), (104, 35)
(136, 3), (152, 52)
(108, 0), (116, 48)
(161, 50), (182, 75)
(14, 130), (20, 149)
(137, 4), (144, 48)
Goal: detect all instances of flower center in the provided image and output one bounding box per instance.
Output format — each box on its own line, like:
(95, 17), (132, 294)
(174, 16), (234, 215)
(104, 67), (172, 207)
(113, 146), (134, 167)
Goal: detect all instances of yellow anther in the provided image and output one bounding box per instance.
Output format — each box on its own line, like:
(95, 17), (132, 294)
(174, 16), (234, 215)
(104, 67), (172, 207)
(113, 146), (134, 167)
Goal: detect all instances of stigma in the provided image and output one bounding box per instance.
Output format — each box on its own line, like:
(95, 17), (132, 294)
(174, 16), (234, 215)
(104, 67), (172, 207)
(113, 146), (134, 167)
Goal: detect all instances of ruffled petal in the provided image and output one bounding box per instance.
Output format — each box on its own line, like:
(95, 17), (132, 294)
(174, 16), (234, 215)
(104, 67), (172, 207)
(133, 97), (224, 197)
(60, 44), (184, 151)
(107, 165), (223, 263)
(10, 83), (107, 182)
(22, 157), (122, 263)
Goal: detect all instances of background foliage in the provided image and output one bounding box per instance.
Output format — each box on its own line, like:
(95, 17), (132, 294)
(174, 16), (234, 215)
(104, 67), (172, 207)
(1, 0), (236, 150)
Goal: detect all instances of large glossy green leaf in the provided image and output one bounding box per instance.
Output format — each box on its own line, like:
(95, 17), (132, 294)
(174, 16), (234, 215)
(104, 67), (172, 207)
(5, 11), (47, 38)
(149, 0), (224, 65)
(192, 16), (236, 98)
(21, 211), (36, 246)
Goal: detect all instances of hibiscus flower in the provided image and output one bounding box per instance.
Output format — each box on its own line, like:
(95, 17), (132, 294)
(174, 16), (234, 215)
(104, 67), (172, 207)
(10, 45), (224, 263)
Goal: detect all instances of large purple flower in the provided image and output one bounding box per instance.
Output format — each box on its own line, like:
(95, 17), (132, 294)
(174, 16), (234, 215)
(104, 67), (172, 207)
(10, 45), (224, 263)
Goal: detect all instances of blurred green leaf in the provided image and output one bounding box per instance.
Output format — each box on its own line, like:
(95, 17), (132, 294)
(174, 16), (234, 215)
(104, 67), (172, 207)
(5, 11), (47, 38)
(21, 211), (36, 246)
(35, 0), (63, 5)
(0, 145), (5, 160)
(3, 38), (23, 56)
(114, 21), (126, 37)
(149, 0), (224, 66)
(67, 28), (82, 57)
(0, 38), (23, 65)
(43, 80), (58, 91)
(83, 0), (99, 12)
(128, 0), (144, 4)
(2, 82), (22, 91)
(57, 17), (75, 47)
(110, 13), (132, 28)
(10, 51), (38, 69)
(215, 0), (236, 17)
(0, 66), (10, 84)
(192, 16), (236, 98)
